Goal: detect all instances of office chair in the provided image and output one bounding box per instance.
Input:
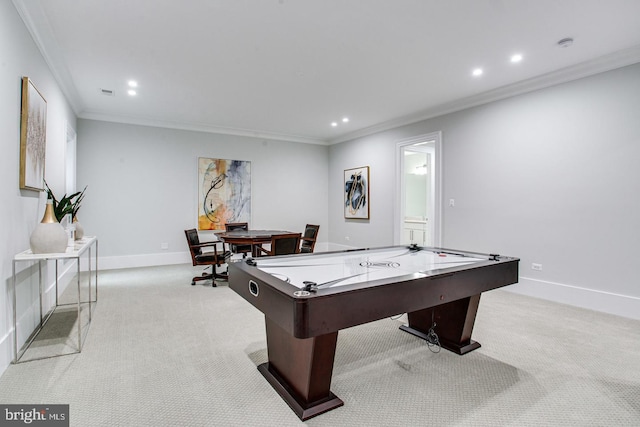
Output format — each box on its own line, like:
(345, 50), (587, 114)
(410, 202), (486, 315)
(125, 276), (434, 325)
(184, 229), (231, 287)
(225, 222), (252, 258)
(255, 233), (302, 257)
(300, 224), (320, 253)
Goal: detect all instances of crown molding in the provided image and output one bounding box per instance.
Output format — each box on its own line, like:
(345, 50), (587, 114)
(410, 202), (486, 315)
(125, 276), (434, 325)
(13, 0), (84, 115)
(79, 111), (329, 145)
(329, 45), (640, 145)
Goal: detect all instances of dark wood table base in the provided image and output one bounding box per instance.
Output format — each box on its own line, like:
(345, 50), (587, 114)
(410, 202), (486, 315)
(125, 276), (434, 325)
(399, 295), (482, 355)
(259, 295), (485, 419)
(262, 318), (344, 420)
(258, 363), (344, 421)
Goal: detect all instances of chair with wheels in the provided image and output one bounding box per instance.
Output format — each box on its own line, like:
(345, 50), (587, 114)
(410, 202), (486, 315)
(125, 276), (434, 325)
(225, 222), (252, 258)
(255, 233), (302, 257)
(184, 229), (231, 287)
(300, 224), (320, 253)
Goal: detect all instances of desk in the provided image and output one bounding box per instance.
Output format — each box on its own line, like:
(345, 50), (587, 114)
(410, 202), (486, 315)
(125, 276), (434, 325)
(12, 236), (98, 363)
(215, 229), (294, 257)
(229, 245), (519, 420)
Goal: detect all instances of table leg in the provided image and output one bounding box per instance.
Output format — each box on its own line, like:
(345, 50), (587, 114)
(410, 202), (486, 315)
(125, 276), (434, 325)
(251, 244), (264, 258)
(55, 259), (59, 307)
(77, 257), (82, 351)
(12, 260), (17, 363)
(400, 294), (482, 355)
(88, 246), (92, 320)
(259, 317), (343, 420)
(39, 260), (43, 326)
(95, 240), (99, 301)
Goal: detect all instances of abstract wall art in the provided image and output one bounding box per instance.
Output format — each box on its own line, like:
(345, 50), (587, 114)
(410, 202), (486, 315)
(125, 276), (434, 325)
(344, 166), (369, 219)
(20, 77), (47, 191)
(198, 157), (251, 230)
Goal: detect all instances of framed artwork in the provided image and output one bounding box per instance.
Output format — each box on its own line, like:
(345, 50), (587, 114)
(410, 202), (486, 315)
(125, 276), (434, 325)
(20, 77), (47, 191)
(344, 166), (369, 219)
(198, 157), (251, 230)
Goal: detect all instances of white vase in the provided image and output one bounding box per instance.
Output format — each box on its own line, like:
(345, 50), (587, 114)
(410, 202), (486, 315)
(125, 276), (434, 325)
(73, 216), (84, 240)
(30, 200), (68, 254)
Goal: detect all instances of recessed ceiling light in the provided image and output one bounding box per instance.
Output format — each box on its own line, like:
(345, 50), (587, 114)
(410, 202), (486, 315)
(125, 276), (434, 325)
(127, 89), (137, 96)
(342, 117), (349, 123)
(510, 54), (523, 63)
(472, 68), (483, 77)
(128, 80), (138, 87)
(331, 122), (338, 127)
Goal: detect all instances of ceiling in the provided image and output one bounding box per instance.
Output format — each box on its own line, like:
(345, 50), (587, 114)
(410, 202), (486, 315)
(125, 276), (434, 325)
(14, 0), (640, 145)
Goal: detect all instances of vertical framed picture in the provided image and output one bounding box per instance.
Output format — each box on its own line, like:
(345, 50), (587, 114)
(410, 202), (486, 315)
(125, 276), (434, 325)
(20, 77), (47, 191)
(344, 166), (369, 219)
(198, 157), (251, 230)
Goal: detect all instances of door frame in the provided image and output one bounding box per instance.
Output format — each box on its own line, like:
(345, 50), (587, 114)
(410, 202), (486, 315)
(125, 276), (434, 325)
(394, 131), (442, 247)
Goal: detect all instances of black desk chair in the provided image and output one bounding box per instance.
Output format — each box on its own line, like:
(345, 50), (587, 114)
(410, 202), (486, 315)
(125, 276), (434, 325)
(185, 229), (231, 287)
(300, 224), (320, 253)
(256, 233), (302, 257)
(225, 222), (252, 258)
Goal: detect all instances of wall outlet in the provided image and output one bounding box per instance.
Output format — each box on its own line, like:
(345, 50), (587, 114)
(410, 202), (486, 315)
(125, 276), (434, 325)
(161, 242), (169, 250)
(531, 263), (542, 271)
(449, 198), (455, 207)
(345, 236), (350, 241)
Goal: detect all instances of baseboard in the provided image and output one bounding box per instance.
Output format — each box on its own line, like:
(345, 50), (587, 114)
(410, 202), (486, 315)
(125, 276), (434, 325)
(0, 330), (12, 376)
(508, 276), (640, 320)
(99, 251), (191, 270)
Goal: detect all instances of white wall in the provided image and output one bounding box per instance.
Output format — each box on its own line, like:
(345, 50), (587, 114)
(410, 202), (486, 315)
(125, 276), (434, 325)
(76, 119), (329, 269)
(329, 132), (398, 249)
(329, 62), (640, 319)
(0, 1), (77, 374)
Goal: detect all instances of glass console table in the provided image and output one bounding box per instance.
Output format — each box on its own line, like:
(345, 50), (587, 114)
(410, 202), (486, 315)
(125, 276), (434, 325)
(12, 236), (98, 363)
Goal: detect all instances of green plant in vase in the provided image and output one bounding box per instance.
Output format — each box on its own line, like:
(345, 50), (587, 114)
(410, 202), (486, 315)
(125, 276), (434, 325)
(44, 180), (87, 239)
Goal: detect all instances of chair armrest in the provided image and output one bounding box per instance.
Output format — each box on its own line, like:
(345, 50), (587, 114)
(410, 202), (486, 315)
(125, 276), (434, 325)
(192, 241), (219, 248)
(255, 246), (271, 257)
(197, 241), (228, 254)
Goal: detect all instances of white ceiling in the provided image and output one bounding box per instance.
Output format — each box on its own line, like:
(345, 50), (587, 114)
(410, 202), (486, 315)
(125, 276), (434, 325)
(14, 0), (640, 144)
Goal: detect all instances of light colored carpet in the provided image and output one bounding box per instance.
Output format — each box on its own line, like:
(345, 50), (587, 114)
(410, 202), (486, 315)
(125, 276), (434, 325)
(0, 263), (638, 426)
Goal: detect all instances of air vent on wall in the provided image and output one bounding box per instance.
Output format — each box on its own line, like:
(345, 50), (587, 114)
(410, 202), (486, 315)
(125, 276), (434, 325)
(100, 88), (115, 96)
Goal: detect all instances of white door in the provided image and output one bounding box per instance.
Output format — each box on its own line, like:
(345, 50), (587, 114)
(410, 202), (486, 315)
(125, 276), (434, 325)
(395, 132), (442, 247)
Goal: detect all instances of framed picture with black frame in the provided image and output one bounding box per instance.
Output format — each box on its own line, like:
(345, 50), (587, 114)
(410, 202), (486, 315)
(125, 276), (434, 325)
(344, 166), (369, 219)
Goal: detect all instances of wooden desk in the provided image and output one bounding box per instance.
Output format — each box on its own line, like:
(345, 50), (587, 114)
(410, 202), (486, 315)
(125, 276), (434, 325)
(215, 230), (293, 257)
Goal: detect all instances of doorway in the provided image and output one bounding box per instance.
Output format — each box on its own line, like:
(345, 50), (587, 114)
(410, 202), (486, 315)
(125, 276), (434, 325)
(65, 122), (77, 195)
(394, 132), (442, 247)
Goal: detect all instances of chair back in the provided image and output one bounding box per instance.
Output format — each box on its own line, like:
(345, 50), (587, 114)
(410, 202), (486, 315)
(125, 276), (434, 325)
(224, 222), (251, 255)
(225, 222), (248, 232)
(184, 229), (201, 264)
(300, 224), (320, 253)
(270, 233), (302, 256)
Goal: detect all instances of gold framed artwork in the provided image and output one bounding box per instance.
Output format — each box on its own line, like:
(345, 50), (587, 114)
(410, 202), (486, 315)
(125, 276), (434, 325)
(344, 166), (369, 219)
(198, 157), (251, 230)
(20, 77), (47, 191)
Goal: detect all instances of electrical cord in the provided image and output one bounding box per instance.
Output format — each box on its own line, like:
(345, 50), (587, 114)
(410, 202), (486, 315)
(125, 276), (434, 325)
(424, 322), (441, 353)
(390, 312), (441, 353)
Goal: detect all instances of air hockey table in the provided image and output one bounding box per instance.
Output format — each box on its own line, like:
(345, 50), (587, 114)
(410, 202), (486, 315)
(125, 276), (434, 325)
(228, 245), (519, 420)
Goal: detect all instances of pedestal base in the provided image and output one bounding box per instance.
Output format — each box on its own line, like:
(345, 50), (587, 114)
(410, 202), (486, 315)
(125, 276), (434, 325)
(258, 363), (344, 420)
